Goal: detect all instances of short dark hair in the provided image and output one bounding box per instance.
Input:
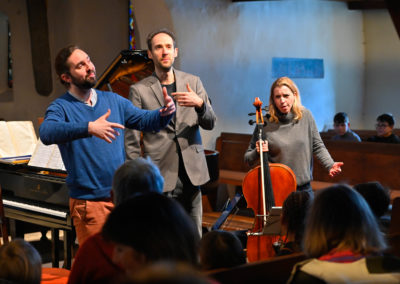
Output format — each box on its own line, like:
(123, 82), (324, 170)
(377, 113), (395, 126)
(334, 112), (349, 124)
(199, 230), (246, 270)
(55, 45), (80, 86)
(353, 181), (390, 218)
(102, 193), (199, 265)
(112, 158), (164, 205)
(146, 28), (177, 51)
(281, 191), (311, 245)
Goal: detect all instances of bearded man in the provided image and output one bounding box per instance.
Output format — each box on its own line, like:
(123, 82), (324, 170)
(40, 45), (175, 244)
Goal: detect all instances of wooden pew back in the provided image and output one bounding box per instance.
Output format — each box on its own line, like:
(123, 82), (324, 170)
(207, 252), (306, 284)
(214, 131), (400, 193)
(320, 129), (400, 141)
(313, 140), (400, 190)
(216, 132), (252, 172)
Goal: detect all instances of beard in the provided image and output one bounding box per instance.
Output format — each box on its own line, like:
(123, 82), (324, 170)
(70, 72), (97, 90)
(156, 61), (173, 73)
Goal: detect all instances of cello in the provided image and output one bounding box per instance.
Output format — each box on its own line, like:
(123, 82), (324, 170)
(243, 97), (297, 262)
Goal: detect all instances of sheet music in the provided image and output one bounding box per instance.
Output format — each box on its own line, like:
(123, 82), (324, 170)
(28, 139), (66, 171)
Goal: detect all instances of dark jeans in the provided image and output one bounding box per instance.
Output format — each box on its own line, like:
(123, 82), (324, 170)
(296, 182), (314, 199)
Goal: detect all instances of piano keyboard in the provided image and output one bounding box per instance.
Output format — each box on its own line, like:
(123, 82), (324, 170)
(3, 199), (68, 219)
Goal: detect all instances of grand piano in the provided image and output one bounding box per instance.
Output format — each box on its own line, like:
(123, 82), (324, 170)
(0, 49), (154, 268)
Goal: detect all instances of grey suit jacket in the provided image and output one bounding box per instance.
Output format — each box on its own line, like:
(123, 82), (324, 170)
(124, 69), (217, 192)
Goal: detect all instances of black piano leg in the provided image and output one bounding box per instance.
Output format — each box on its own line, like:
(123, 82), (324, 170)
(63, 229), (72, 269)
(9, 219), (16, 239)
(51, 228), (60, 267)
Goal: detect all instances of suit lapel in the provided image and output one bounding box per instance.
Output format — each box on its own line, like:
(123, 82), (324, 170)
(149, 72), (177, 129)
(174, 69), (186, 126)
(149, 74), (165, 107)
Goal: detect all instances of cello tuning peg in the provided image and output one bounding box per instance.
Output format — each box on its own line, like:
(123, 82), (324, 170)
(248, 112), (256, 116)
(249, 119), (256, 125)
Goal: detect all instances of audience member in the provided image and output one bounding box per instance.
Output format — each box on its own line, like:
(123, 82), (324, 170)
(122, 261), (213, 284)
(367, 113), (400, 143)
(331, 112), (361, 142)
(354, 181), (391, 232)
(0, 238), (42, 284)
(102, 193), (199, 282)
(288, 184), (400, 283)
(199, 230), (246, 271)
(68, 158), (164, 284)
(277, 191), (311, 256)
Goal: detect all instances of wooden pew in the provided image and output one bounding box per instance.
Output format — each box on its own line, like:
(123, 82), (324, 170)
(206, 252), (306, 284)
(202, 132), (400, 231)
(201, 133), (253, 231)
(320, 129), (400, 141)
(215, 132), (252, 186)
(212, 132), (400, 193)
(313, 140), (400, 191)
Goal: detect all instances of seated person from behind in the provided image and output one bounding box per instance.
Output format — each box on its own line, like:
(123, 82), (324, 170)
(367, 113), (400, 144)
(0, 239), (42, 284)
(287, 184), (400, 284)
(331, 112), (361, 142)
(102, 193), (200, 282)
(277, 191), (312, 256)
(199, 230), (246, 271)
(129, 261), (213, 284)
(353, 181), (391, 232)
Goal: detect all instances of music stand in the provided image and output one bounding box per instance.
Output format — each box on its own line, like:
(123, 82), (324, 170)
(262, 206), (282, 235)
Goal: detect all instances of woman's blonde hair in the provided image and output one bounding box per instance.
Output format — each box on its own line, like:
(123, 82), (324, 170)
(268, 77), (303, 123)
(303, 184), (387, 258)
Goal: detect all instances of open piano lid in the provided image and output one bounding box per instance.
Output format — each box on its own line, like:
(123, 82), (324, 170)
(95, 49), (154, 99)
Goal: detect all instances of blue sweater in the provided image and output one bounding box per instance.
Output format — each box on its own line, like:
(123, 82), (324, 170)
(39, 90), (172, 199)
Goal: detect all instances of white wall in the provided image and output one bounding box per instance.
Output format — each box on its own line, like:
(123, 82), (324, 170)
(0, 0), (128, 131)
(1, 0), (399, 150)
(364, 9), (400, 128)
(163, 0), (365, 148)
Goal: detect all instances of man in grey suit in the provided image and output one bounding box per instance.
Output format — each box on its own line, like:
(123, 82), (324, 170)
(125, 28), (216, 235)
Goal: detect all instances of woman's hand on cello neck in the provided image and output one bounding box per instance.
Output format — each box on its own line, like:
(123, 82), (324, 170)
(256, 140), (269, 153)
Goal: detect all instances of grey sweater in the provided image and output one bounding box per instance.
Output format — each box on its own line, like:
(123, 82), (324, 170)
(244, 109), (334, 186)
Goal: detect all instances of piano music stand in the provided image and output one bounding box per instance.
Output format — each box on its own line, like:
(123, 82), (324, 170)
(0, 185), (10, 245)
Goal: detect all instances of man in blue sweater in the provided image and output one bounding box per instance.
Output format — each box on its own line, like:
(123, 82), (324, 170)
(39, 45), (175, 245)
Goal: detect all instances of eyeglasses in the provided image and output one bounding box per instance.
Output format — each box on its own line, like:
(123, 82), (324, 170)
(376, 123), (389, 128)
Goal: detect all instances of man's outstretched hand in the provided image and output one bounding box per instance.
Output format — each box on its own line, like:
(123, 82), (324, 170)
(172, 83), (204, 108)
(160, 87), (176, 116)
(88, 109), (124, 143)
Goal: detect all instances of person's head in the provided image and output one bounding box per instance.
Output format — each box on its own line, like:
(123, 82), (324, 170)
(124, 261), (212, 284)
(269, 77), (303, 123)
(333, 112), (350, 136)
(0, 239), (42, 284)
(353, 181), (390, 218)
(281, 191), (312, 245)
(376, 113), (395, 137)
(199, 230), (246, 271)
(55, 45), (97, 89)
(112, 158), (164, 205)
(102, 193), (199, 278)
(303, 184), (387, 258)
(146, 28), (178, 73)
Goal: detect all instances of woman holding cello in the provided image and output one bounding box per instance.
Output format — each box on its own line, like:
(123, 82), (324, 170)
(244, 77), (343, 196)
